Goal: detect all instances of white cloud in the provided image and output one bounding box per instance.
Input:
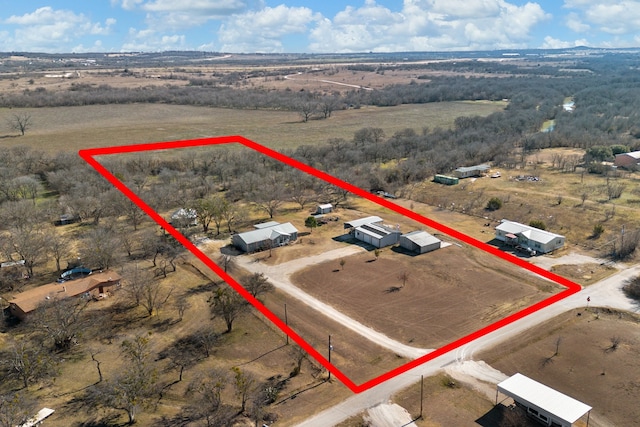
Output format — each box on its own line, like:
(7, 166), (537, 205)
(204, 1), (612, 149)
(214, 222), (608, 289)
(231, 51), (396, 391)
(563, 0), (640, 35)
(114, 0), (252, 29)
(219, 5), (321, 53)
(565, 12), (590, 32)
(2, 7), (116, 52)
(541, 36), (590, 49)
(121, 28), (187, 51)
(309, 0), (550, 52)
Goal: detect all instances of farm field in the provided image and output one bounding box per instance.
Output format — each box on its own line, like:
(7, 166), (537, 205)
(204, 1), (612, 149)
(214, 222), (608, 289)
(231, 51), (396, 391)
(0, 101), (505, 153)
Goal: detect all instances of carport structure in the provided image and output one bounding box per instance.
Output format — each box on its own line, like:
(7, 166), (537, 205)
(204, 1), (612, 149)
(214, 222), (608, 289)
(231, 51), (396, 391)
(496, 373), (591, 427)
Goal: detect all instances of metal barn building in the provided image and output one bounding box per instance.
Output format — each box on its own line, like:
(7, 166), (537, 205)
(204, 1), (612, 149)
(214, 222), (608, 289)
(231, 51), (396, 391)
(354, 223), (401, 248)
(399, 231), (441, 254)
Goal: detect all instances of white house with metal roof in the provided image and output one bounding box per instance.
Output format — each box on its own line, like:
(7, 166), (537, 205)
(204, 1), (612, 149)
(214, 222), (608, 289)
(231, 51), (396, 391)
(399, 230), (441, 254)
(497, 373), (592, 427)
(453, 164), (490, 178)
(495, 220), (565, 254)
(232, 222), (298, 253)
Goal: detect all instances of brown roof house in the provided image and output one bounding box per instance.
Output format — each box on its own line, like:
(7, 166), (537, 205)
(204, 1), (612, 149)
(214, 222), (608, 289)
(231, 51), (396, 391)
(8, 271), (122, 320)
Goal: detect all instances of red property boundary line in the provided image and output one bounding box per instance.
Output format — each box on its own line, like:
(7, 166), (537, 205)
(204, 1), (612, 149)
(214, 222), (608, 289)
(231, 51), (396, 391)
(79, 136), (581, 394)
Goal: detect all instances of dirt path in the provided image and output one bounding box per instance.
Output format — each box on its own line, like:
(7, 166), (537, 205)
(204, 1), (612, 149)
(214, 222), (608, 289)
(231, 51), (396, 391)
(235, 246), (432, 360)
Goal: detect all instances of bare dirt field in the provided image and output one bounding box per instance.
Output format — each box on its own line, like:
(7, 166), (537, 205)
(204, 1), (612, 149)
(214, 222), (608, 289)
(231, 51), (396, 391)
(290, 242), (561, 349)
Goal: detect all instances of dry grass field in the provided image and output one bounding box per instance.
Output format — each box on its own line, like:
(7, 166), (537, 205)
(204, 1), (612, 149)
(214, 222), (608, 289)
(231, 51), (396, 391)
(0, 101), (505, 154)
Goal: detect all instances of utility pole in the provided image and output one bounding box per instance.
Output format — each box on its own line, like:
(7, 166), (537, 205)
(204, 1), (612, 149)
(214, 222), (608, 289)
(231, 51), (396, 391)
(420, 374), (424, 419)
(284, 303), (289, 345)
(328, 334), (333, 381)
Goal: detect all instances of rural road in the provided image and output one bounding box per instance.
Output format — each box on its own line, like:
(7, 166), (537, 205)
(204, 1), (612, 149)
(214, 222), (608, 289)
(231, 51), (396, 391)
(290, 253), (640, 427)
(235, 246), (432, 360)
(284, 72), (374, 91)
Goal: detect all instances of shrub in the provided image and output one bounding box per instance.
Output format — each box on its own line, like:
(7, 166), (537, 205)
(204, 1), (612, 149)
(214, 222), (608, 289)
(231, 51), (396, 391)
(486, 197), (503, 211)
(593, 223), (605, 237)
(529, 220), (546, 230)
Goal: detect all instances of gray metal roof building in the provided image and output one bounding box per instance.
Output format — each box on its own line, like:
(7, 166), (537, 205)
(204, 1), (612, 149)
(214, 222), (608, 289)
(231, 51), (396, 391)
(399, 230), (441, 254)
(232, 222), (298, 253)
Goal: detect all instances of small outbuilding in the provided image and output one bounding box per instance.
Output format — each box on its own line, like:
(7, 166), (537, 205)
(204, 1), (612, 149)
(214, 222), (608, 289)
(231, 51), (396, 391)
(232, 222), (298, 253)
(433, 174), (459, 185)
(399, 231), (441, 254)
(497, 373), (591, 427)
(316, 203), (333, 214)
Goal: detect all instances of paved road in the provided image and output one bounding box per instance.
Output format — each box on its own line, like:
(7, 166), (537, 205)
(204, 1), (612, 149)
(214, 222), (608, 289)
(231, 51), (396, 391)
(294, 256), (640, 427)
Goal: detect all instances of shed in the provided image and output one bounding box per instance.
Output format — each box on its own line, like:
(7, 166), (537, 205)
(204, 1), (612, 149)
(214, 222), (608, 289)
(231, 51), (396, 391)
(497, 373), (591, 427)
(232, 222), (298, 253)
(433, 174), (459, 185)
(316, 203), (333, 214)
(399, 231), (441, 254)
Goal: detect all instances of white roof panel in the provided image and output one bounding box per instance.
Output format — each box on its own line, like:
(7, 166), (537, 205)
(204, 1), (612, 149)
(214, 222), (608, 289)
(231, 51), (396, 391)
(345, 216), (383, 229)
(237, 222), (298, 245)
(497, 373), (591, 424)
(496, 220), (563, 244)
(402, 230), (440, 247)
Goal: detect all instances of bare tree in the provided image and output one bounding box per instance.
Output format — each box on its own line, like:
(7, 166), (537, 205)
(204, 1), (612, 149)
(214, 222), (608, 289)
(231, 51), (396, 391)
(94, 334), (158, 424)
(218, 254), (236, 274)
(251, 180), (287, 219)
(0, 391), (37, 427)
(121, 265), (155, 308)
(29, 296), (90, 351)
(7, 113), (32, 136)
(5, 225), (48, 278)
(185, 369), (232, 426)
(79, 225), (121, 270)
(46, 232), (70, 273)
(209, 287), (249, 333)
(4, 338), (57, 389)
(242, 272), (274, 300)
(298, 101), (318, 123)
(139, 279), (173, 317)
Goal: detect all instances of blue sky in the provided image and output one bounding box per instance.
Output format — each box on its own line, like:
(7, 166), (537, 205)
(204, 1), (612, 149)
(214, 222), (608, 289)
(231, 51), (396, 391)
(0, 1), (638, 53)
